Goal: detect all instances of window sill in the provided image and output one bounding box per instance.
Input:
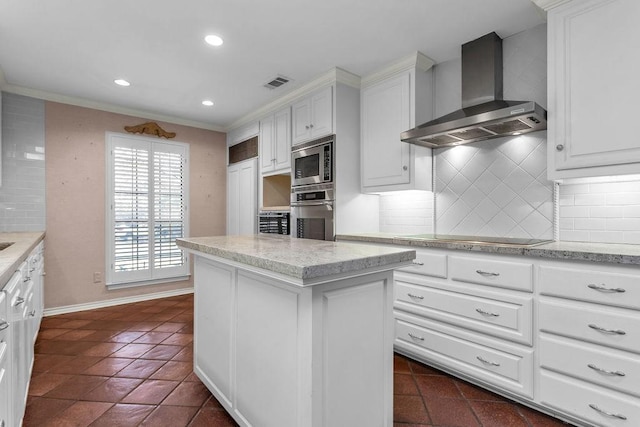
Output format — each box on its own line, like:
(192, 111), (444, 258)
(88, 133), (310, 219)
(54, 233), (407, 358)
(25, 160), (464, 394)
(106, 275), (191, 291)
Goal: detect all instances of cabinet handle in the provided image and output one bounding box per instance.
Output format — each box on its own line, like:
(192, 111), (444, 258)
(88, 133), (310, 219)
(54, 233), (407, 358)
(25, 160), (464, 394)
(403, 165), (408, 171)
(476, 270), (500, 277)
(476, 356), (500, 367)
(309, 124), (314, 128)
(588, 324), (626, 335)
(29, 310), (36, 317)
(407, 293), (424, 300)
(475, 308), (500, 317)
(23, 276), (30, 283)
(587, 364), (626, 377)
(30, 267), (36, 273)
(0, 320), (9, 331)
(587, 284), (626, 293)
(305, 125), (310, 130)
(407, 332), (424, 341)
(14, 297), (25, 307)
(588, 404), (627, 420)
(411, 261), (424, 266)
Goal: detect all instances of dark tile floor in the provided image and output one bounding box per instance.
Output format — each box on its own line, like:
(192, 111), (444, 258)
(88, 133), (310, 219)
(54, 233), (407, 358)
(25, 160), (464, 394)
(24, 293), (571, 426)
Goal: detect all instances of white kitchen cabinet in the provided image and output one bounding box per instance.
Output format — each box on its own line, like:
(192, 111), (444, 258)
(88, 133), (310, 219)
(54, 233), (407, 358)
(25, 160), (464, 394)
(545, 0), (640, 179)
(190, 252), (396, 427)
(360, 54), (433, 192)
(227, 121), (259, 147)
(260, 107), (291, 174)
(227, 158), (257, 235)
(4, 268), (27, 427)
(392, 247), (535, 398)
(291, 86), (333, 145)
(0, 290), (9, 427)
(538, 260), (640, 426)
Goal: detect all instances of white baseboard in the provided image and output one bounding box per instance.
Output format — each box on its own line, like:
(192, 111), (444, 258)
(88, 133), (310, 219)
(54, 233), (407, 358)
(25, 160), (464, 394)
(43, 287), (194, 317)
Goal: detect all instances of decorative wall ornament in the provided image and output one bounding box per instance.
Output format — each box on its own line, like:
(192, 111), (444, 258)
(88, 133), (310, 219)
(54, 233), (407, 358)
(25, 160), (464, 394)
(124, 122), (176, 139)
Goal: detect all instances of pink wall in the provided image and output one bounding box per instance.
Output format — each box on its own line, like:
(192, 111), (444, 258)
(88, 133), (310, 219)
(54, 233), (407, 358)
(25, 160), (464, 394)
(45, 102), (226, 309)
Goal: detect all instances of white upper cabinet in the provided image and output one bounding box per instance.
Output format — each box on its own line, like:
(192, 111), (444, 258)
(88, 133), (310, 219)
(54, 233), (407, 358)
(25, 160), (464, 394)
(546, 0), (640, 180)
(291, 86), (333, 145)
(361, 53), (434, 192)
(260, 107), (291, 174)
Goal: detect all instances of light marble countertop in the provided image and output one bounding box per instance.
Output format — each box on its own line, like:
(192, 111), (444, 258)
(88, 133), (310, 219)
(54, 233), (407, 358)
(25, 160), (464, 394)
(176, 234), (416, 281)
(0, 232), (46, 289)
(336, 233), (640, 265)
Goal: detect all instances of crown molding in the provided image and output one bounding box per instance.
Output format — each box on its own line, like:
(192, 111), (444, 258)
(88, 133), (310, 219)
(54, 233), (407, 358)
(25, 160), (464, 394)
(225, 66), (361, 132)
(1, 83), (225, 132)
(361, 51), (435, 88)
(530, 0), (572, 10)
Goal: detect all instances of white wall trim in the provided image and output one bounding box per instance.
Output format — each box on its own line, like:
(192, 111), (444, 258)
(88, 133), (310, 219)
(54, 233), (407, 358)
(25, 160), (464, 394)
(531, 0), (572, 10)
(43, 287), (194, 317)
(361, 52), (435, 88)
(0, 83), (224, 132)
(225, 67), (361, 132)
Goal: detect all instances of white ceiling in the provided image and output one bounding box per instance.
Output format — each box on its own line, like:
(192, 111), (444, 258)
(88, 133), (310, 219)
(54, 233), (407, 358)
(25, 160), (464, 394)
(0, 0), (545, 131)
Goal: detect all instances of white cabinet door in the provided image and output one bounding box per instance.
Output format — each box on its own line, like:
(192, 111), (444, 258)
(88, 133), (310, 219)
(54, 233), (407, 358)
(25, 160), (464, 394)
(362, 73), (411, 187)
(273, 108), (291, 171)
(194, 258), (234, 406)
(259, 115), (275, 173)
(0, 290), (10, 427)
(548, 0), (640, 179)
(227, 159), (257, 235)
(292, 86), (333, 145)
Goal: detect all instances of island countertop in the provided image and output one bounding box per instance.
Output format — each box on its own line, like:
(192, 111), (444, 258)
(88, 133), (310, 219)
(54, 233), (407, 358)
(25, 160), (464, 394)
(176, 234), (416, 281)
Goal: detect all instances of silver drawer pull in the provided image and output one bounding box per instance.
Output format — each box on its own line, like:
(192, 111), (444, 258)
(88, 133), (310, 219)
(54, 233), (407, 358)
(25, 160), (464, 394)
(407, 333), (424, 341)
(588, 284), (626, 293)
(588, 404), (627, 420)
(14, 297), (25, 307)
(588, 364), (626, 377)
(411, 261), (424, 266)
(476, 356), (500, 367)
(475, 308), (500, 317)
(0, 320), (9, 331)
(407, 293), (424, 300)
(476, 270), (500, 277)
(588, 324), (626, 335)
(29, 310), (36, 317)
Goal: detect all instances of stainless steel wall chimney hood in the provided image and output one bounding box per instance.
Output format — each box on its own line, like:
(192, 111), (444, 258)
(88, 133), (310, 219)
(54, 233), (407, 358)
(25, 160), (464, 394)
(401, 32), (546, 148)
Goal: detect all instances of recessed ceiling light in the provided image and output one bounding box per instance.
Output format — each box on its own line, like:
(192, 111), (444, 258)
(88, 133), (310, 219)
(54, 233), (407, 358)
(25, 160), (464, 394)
(205, 34), (224, 47)
(114, 79), (130, 87)
(202, 100), (214, 107)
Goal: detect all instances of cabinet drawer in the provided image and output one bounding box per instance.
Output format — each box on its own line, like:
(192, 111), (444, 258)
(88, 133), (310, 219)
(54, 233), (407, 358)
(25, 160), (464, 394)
(395, 280), (533, 345)
(540, 335), (640, 397)
(394, 314), (533, 398)
(540, 265), (640, 311)
(540, 370), (640, 427)
(539, 300), (640, 354)
(449, 256), (533, 291)
(397, 251), (447, 278)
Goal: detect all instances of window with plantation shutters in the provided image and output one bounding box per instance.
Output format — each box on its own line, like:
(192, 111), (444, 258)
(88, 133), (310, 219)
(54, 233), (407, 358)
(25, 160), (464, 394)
(106, 133), (189, 288)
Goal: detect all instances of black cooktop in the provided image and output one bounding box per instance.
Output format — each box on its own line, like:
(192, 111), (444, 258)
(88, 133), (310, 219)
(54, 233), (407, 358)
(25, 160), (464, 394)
(400, 234), (553, 247)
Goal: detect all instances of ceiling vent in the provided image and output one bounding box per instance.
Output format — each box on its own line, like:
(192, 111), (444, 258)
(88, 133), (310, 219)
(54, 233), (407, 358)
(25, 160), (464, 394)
(264, 75), (291, 90)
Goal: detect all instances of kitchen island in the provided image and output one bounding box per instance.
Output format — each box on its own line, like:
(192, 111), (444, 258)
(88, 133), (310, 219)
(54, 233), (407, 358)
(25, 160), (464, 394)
(176, 235), (416, 427)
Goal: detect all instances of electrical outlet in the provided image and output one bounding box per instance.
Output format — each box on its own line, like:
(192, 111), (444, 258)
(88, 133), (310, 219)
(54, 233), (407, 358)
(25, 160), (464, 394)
(93, 272), (102, 283)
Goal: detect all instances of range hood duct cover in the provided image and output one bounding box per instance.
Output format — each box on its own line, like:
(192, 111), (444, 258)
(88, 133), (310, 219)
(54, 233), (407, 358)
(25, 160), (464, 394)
(401, 32), (547, 148)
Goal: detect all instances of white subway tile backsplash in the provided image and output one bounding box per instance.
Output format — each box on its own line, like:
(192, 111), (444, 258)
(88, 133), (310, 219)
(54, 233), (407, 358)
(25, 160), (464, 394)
(0, 92), (46, 232)
(559, 179), (640, 243)
(379, 191), (434, 235)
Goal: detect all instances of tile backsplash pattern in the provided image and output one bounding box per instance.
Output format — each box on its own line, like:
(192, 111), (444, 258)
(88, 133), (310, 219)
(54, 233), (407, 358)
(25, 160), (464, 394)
(379, 191), (434, 235)
(0, 92), (46, 232)
(435, 132), (553, 239)
(559, 180), (640, 244)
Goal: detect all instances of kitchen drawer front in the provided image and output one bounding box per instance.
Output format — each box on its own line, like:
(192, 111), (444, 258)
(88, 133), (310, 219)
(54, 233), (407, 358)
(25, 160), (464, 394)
(540, 335), (640, 397)
(539, 265), (640, 311)
(540, 370), (640, 427)
(396, 250), (447, 278)
(449, 255), (533, 292)
(539, 299), (640, 354)
(395, 278), (533, 345)
(394, 313), (533, 398)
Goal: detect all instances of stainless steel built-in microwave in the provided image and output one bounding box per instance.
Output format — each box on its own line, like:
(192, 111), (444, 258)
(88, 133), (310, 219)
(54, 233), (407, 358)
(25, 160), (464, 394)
(291, 135), (333, 188)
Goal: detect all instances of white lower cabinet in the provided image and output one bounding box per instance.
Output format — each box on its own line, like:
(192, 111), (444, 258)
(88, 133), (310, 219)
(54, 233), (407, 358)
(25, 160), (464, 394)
(193, 255), (395, 427)
(0, 241), (44, 427)
(385, 244), (640, 426)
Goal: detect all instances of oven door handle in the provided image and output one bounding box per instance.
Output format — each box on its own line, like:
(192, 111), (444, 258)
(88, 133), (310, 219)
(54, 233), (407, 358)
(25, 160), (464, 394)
(291, 201), (333, 207)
